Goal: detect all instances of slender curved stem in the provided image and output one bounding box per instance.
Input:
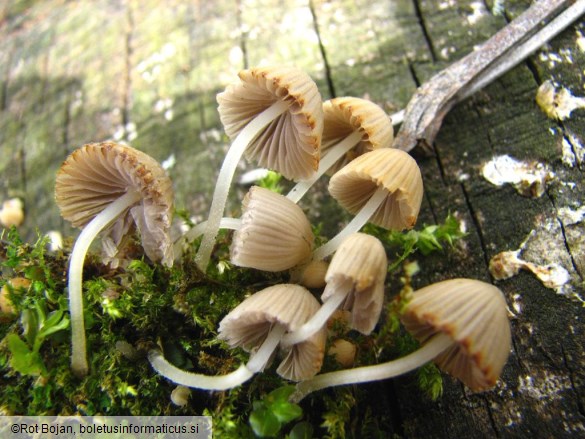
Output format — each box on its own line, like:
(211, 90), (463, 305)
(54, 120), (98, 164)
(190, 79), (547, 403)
(312, 185), (388, 261)
(291, 332), (453, 402)
(147, 324), (287, 390)
(246, 324), (287, 373)
(287, 130), (364, 203)
(195, 100), (291, 272)
(173, 217), (242, 261)
(281, 288), (347, 347)
(69, 190), (142, 377)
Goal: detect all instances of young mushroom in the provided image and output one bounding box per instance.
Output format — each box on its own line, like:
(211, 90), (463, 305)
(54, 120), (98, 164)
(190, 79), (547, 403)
(287, 97), (393, 203)
(174, 186), (314, 272)
(195, 66), (324, 272)
(230, 186), (314, 272)
(147, 284), (326, 388)
(291, 278), (511, 402)
(55, 142), (174, 377)
(282, 233), (387, 347)
(313, 148), (423, 261)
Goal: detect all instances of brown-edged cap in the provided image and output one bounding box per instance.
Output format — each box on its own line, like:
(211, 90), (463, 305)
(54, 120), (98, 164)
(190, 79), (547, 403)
(401, 278), (511, 391)
(322, 233), (387, 334)
(328, 148), (423, 231)
(321, 97), (393, 175)
(218, 284), (326, 381)
(230, 186), (314, 272)
(217, 66), (324, 181)
(55, 142), (174, 266)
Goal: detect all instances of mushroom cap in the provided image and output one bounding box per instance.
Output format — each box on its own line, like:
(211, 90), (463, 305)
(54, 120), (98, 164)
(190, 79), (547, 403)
(328, 148), (423, 231)
(217, 65), (324, 181)
(321, 233), (387, 334)
(321, 97), (393, 175)
(55, 142), (174, 266)
(401, 278), (511, 391)
(218, 284), (326, 381)
(230, 186), (314, 272)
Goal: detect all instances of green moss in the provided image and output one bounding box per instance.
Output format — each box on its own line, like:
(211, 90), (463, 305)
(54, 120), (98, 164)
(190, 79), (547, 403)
(0, 210), (464, 432)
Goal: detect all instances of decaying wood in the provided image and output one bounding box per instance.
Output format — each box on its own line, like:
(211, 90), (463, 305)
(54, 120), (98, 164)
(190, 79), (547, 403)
(393, 0), (582, 153)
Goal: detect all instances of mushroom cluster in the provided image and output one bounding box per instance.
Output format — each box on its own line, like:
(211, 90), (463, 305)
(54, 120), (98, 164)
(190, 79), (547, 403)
(53, 65), (511, 403)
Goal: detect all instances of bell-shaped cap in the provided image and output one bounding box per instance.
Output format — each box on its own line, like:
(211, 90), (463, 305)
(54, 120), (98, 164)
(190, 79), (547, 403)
(218, 284), (326, 381)
(328, 148), (423, 231)
(217, 66), (324, 181)
(401, 278), (511, 391)
(55, 142), (174, 266)
(230, 186), (314, 272)
(322, 233), (387, 334)
(321, 97), (393, 175)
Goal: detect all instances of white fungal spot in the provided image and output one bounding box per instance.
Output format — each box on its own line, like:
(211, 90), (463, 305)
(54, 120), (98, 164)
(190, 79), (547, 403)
(481, 155), (554, 197)
(536, 80), (585, 120)
(489, 219), (583, 303)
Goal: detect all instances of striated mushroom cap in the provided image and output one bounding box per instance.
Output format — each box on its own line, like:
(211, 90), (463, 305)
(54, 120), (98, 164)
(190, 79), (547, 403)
(322, 233), (387, 334)
(328, 148), (423, 231)
(321, 97), (393, 175)
(230, 186), (314, 272)
(217, 66), (324, 181)
(218, 284), (326, 381)
(55, 142), (174, 266)
(401, 278), (511, 391)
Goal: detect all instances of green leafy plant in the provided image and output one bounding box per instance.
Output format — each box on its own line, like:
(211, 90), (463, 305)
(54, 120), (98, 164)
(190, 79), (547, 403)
(366, 213), (465, 272)
(249, 386), (303, 437)
(7, 297), (69, 376)
(258, 171), (284, 194)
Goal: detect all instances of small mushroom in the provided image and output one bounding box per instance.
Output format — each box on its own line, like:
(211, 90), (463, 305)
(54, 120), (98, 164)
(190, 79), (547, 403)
(170, 386), (191, 407)
(55, 142), (174, 377)
(230, 186), (314, 272)
(328, 339), (357, 368)
(147, 284), (326, 388)
(313, 148), (423, 261)
(298, 259), (329, 289)
(0, 277), (31, 321)
(292, 278), (511, 401)
(195, 66), (324, 272)
(287, 97), (393, 203)
(283, 233), (387, 346)
(0, 198), (24, 228)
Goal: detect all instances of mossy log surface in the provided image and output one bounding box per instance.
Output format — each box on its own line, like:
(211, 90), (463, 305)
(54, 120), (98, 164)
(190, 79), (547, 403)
(1, 0), (584, 437)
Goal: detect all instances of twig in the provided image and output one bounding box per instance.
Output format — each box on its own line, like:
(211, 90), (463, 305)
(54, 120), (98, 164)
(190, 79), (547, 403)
(392, 0), (584, 153)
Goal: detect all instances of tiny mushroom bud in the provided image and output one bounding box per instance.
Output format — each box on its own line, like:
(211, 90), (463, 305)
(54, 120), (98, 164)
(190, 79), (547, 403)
(287, 97), (393, 203)
(292, 278), (511, 402)
(195, 66), (324, 272)
(0, 277), (31, 320)
(282, 233), (387, 347)
(328, 339), (357, 368)
(0, 198), (24, 228)
(313, 148), (423, 261)
(170, 386), (191, 407)
(147, 284), (326, 388)
(55, 142), (174, 377)
(298, 259), (329, 289)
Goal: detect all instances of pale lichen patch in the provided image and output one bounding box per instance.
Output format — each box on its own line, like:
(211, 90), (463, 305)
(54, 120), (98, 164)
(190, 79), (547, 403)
(489, 217), (583, 303)
(536, 80), (585, 121)
(481, 155), (554, 197)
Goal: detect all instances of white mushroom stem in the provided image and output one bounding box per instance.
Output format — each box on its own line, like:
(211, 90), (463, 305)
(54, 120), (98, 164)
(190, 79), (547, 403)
(195, 100), (291, 272)
(290, 332), (453, 403)
(281, 280), (349, 347)
(173, 217), (242, 261)
(286, 130), (364, 204)
(147, 324), (287, 390)
(313, 186), (388, 261)
(68, 189), (142, 377)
